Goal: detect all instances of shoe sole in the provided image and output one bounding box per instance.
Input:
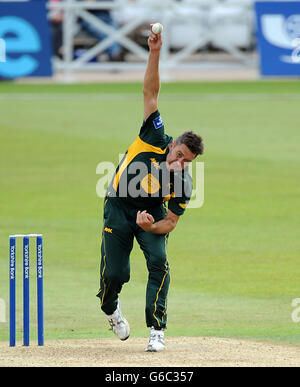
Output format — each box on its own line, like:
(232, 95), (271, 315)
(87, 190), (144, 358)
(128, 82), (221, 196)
(119, 319), (130, 341)
(145, 346), (165, 352)
(120, 334), (130, 341)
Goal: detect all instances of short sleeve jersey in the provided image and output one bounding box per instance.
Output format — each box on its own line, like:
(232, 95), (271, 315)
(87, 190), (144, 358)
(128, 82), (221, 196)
(109, 110), (192, 216)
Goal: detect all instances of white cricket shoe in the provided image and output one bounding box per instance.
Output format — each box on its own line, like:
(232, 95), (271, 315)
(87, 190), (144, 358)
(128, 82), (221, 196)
(145, 327), (165, 352)
(106, 300), (130, 341)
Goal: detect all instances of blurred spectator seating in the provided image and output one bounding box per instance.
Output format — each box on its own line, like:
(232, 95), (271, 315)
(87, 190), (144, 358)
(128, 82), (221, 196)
(75, 0), (125, 61)
(112, 0), (254, 52)
(209, 0), (254, 50)
(48, 0), (255, 63)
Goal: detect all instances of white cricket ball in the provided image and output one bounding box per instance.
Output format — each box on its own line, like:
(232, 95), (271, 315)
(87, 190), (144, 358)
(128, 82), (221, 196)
(152, 23), (163, 35)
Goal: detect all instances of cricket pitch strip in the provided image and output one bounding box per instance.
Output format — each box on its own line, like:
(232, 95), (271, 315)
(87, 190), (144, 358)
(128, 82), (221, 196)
(1, 336), (300, 367)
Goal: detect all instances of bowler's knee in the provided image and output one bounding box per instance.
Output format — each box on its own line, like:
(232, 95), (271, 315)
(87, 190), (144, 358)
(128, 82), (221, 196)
(147, 252), (169, 272)
(104, 272), (130, 285)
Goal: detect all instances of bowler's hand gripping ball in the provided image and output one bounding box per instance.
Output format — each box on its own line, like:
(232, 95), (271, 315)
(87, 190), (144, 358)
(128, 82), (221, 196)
(152, 23), (163, 35)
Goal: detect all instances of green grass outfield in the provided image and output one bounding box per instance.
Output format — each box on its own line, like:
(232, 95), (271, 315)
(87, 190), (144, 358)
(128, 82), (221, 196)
(0, 81), (299, 345)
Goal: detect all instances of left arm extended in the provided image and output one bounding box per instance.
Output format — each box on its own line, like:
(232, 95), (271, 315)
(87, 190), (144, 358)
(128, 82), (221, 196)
(136, 209), (179, 234)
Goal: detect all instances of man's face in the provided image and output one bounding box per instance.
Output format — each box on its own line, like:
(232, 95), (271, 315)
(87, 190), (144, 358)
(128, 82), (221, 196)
(166, 141), (196, 172)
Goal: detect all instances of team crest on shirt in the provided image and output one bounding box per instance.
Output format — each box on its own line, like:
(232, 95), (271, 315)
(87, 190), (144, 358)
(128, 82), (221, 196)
(153, 115), (164, 129)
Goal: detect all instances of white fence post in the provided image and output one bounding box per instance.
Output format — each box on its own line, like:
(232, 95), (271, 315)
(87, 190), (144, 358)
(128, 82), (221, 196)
(62, 0), (75, 81)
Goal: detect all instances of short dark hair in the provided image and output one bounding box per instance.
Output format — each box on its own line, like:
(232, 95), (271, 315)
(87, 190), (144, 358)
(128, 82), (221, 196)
(175, 131), (204, 156)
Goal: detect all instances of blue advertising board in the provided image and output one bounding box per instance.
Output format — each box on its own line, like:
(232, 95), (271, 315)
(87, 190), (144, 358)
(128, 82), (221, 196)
(255, 1), (300, 76)
(0, 0), (52, 78)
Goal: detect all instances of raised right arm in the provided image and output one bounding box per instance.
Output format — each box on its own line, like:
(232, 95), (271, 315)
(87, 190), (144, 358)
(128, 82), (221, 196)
(143, 25), (162, 121)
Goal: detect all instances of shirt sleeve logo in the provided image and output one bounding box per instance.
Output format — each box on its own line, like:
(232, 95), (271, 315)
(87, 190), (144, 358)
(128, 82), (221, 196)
(153, 115), (164, 129)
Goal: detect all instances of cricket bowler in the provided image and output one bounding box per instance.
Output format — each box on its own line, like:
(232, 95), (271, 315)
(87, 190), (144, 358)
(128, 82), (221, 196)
(96, 24), (204, 352)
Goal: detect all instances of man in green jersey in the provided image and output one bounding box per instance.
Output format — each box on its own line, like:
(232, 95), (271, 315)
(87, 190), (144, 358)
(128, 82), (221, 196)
(96, 25), (204, 352)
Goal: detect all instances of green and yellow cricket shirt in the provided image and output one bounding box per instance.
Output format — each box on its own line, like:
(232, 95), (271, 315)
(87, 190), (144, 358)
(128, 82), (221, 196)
(108, 110), (192, 216)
